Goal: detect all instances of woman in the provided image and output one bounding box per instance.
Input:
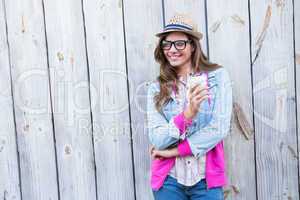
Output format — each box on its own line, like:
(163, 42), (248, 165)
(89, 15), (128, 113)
(147, 14), (232, 200)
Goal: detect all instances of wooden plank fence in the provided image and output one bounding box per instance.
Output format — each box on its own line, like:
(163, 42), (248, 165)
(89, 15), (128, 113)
(0, 0), (299, 199)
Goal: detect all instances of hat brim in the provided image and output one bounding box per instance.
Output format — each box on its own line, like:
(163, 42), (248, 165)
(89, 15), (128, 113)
(155, 29), (203, 40)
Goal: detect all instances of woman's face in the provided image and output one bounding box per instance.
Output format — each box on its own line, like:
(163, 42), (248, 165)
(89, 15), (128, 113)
(162, 32), (194, 69)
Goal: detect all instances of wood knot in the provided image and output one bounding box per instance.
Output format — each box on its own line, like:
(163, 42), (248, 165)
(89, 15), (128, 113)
(64, 145), (72, 155)
(57, 52), (64, 62)
(233, 102), (254, 140)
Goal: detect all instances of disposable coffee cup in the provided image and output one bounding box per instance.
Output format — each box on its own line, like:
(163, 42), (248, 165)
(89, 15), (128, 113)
(186, 73), (211, 106)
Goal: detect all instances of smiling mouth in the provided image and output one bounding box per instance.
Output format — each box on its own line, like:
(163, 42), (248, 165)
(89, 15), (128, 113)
(168, 54), (182, 60)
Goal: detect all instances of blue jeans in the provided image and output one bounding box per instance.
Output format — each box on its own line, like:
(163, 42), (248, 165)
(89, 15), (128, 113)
(152, 175), (224, 200)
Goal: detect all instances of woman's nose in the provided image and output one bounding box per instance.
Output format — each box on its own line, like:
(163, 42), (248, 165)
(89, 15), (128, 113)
(169, 44), (178, 52)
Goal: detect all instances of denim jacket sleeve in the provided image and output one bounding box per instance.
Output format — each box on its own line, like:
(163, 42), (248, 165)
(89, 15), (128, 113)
(147, 82), (192, 150)
(186, 67), (233, 158)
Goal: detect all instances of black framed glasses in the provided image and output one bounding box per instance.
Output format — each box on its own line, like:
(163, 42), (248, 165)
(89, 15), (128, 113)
(161, 39), (192, 50)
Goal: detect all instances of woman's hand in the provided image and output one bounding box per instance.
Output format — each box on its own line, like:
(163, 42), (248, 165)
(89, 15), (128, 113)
(149, 145), (179, 160)
(184, 84), (210, 119)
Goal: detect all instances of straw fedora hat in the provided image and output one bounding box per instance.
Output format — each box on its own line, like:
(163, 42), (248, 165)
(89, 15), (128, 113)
(155, 13), (203, 40)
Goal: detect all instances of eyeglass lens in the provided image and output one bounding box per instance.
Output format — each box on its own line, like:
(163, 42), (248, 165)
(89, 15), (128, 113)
(161, 40), (190, 50)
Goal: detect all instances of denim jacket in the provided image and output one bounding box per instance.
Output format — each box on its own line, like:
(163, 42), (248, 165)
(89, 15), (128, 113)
(147, 67), (233, 190)
(147, 67), (232, 157)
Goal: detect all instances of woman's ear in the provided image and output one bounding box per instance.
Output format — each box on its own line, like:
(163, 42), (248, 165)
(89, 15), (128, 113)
(189, 40), (195, 52)
(191, 44), (195, 52)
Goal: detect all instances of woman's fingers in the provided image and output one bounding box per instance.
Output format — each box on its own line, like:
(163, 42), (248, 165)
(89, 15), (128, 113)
(195, 95), (210, 106)
(191, 84), (207, 93)
(151, 150), (156, 159)
(150, 145), (155, 152)
(191, 90), (210, 104)
(189, 93), (210, 113)
(149, 145), (155, 155)
(193, 89), (209, 100)
(190, 85), (208, 100)
(185, 84), (211, 119)
(151, 148), (159, 157)
(190, 84), (205, 93)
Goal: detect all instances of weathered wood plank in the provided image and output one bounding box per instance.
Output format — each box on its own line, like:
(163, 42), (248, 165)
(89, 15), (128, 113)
(164, 0), (208, 55)
(42, 0), (97, 199)
(0, 1), (21, 199)
(4, 0), (60, 199)
(206, 0), (257, 199)
(122, 0), (163, 199)
(82, 0), (135, 199)
(294, 0), (300, 190)
(249, 1), (298, 199)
